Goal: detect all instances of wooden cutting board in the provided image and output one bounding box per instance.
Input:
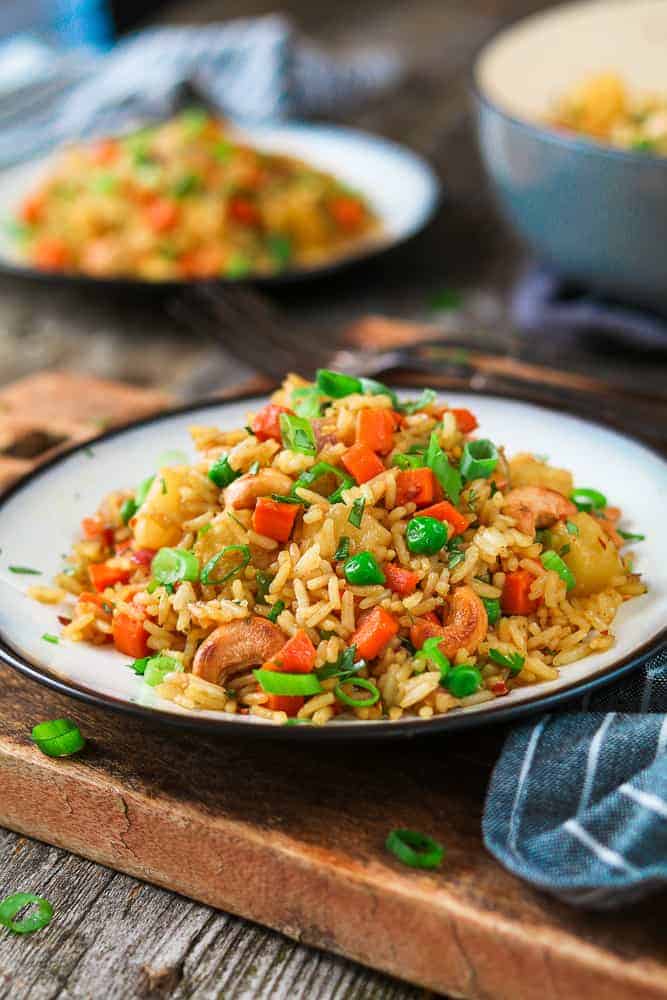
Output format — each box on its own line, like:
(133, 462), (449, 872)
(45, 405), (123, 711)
(0, 370), (665, 999)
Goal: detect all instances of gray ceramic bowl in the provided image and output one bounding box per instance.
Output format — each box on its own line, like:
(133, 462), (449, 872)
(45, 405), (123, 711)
(473, 0), (667, 313)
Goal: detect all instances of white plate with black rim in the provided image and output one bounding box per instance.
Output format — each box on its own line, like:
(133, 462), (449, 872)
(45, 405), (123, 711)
(0, 122), (440, 289)
(0, 391), (665, 741)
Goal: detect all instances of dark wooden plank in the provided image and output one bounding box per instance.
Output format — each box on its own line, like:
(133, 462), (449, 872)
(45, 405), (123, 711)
(0, 669), (666, 1000)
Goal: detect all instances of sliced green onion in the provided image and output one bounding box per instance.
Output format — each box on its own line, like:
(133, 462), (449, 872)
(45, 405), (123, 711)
(482, 597), (501, 625)
(429, 287), (463, 311)
(399, 388), (437, 416)
(343, 551), (385, 586)
(172, 173), (201, 197)
(617, 529), (645, 542)
(334, 676), (380, 707)
(541, 549), (576, 590)
(426, 432), (462, 504)
(127, 656), (151, 675)
(291, 385), (322, 419)
(271, 494), (305, 506)
(446, 665), (482, 698)
(200, 545), (251, 586)
(488, 648), (524, 674)
(0, 893), (53, 935)
(448, 549), (465, 570)
(267, 233), (292, 268)
(248, 460), (261, 475)
(415, 636), (450, 681)
(208, 455), (240, 488)
(120, 498), (138, 524)
(280, 413), (316, 456)
(334, 536), (350, 561)
(570, 488), (607, 512)
(226, 253), (251, 279)
(283, 718), (314, 726)
(565, 520), (579, 535)
(197, 523), (212, 538)
(358, 377), (399, 408)
(144, 655), (183, 687)
(31, 718), (85, 757)
(214, 139), (235, 161)
(254, 669), (322, 696)
(315, 369), (362, 398)
(391, 452), (424, 470)
(460, 439), (498, 480)
(8, 566), (41, 575)
(385, 829), (444, 869)
(135, 475), (155, 508)
(151, 548), (200, 586)
(42, 633), (59, 645)
(267, 600), (285, 623)
(347, 497), (365, 529)
(292, 462), (352, 502)
(255, 570), (274, 603)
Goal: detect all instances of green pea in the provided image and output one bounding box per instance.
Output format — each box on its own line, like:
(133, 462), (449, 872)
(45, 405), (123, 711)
(446, 665), (482, 698)
(343, 551), (385, 586)
(405, 516), (448, 555)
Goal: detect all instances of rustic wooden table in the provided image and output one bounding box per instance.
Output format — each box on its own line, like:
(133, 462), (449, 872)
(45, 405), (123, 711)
(0, 1), (665, 997)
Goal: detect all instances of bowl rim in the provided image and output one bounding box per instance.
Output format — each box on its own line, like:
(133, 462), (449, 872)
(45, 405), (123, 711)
(470, 0), (667, 167)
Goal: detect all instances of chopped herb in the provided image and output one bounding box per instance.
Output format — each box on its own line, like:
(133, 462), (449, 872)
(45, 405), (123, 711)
(316, 645), (364, 682)
(172, 173), (201, 197)
(618, 530), (645, 542)
(448, 550), (465, 570)
(467, 488), (478, 510)
(8, 566), (41, 575)
(489, 648), (525, 674)
(197, 523), (212, 538)
(482, 597), (501, 625)
(490, 481), (499, 497)
(127, 656), (151, 675)
(565, 521), (579, 535)
(41, 633), (59, 645)
(200, 545), (251, 586)
(120, 498), (138, 524)
(267, 600), (285, 623)
(255, 570), (274, 603)
(391, 452), (424, 470)
(429, 287), (462, 311)
(267, 233), (292, 269)
(271, 494), (307, 505)
(208, 455), (240, 488)
(101, 602), (113, 615)
(348, 497), (366, 528)
(227, 511), (245, 530)
(334, 536), (351, 561)
(559, 543), (571, 556)
(160, 477), (167, 495)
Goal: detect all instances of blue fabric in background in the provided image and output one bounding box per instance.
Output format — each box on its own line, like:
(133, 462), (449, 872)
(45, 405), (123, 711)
(484, 648), (667, 908)
(0, 16), (402, 168)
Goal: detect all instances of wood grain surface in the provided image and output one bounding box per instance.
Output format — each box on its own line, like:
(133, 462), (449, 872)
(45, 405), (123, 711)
(1, 669), (666, 1000)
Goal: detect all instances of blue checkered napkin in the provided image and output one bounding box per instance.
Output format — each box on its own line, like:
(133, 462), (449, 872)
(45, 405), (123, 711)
(483, 649), (667, 908)
(0, 16), (402, 168)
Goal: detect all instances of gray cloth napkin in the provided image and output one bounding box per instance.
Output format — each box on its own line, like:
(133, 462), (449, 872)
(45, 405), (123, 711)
(0, 16), (402, 168)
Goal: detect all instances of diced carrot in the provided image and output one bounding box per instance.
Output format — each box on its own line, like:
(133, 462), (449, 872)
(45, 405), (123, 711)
(81, 516), (114, 545)
(89, 562), (132, 593)
(252, 403), (293, 443)
(144, 198), (179, 233)
(228, 196), (260, 226)
(501, 570), (539, 615)
(32, 237), (70, 270)
(178, 246), (225, 278)
(351, 607), (398, 661)
(410, 614), (444, 651)
(492, 681), (509, 696)
(329, 195), (364, 231)
(419, 500), (469, 537)
(383, 563), (420, 596)
(355, 408), (395, 455)
(252, 497), (300, 543)
(396, 468), (435, 507)
(265, 693), (304, 716)
(271, 629), (316, 674)
(77, 592), (112, 616)
(89, 138), (119, 166)
(341, 443), (385, 485)
(451, 408), (478, 434)
(112, 611), (148, 658)
(20, 192), (45, 225)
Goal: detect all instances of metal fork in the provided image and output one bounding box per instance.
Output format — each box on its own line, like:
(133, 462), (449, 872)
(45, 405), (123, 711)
(168, 284), (667, 447)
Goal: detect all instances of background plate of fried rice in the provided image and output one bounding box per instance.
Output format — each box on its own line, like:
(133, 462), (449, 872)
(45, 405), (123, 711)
(0, 390), (665, 740)
(0, 122), (440, 287)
